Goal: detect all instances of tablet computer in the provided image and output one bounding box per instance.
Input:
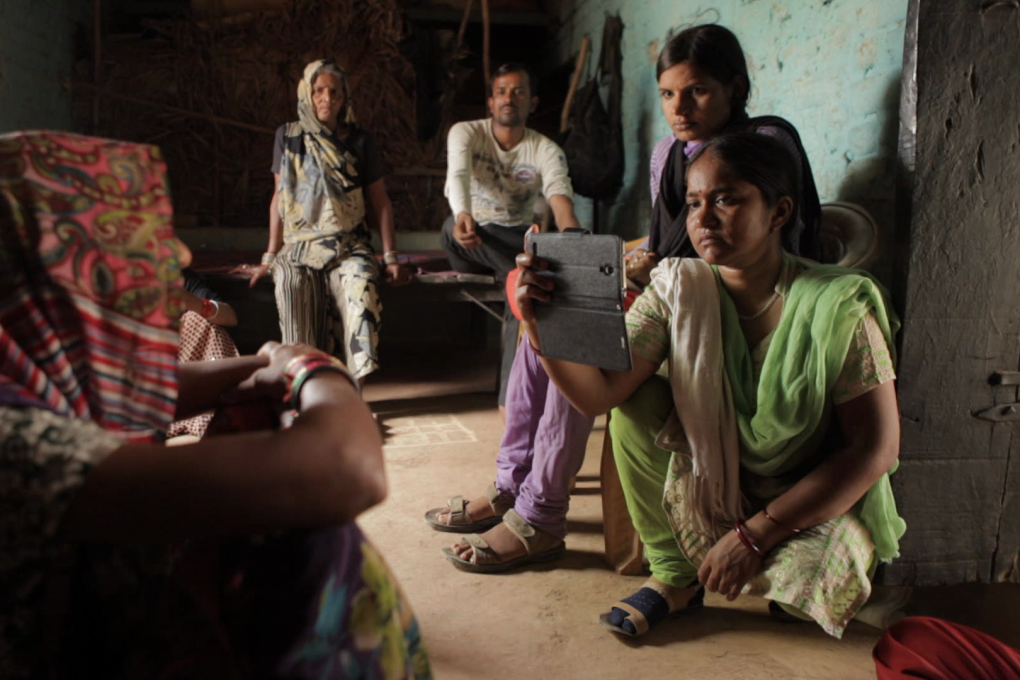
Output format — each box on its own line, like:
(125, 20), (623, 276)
(526, 231), (632, 372)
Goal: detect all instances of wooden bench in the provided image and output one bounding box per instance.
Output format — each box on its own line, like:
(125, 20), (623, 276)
(191, 250), (506, 359)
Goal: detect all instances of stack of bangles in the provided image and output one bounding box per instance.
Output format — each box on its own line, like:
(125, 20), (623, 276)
(199, 298), (220, 319)
(383, 251), (400, 266)
(733, 509), (803, 559)
(282, 352), (359, 411)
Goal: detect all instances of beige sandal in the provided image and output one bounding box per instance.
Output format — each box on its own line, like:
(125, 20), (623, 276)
(441, 509), (566, 573)
(424, 483), (514, 533)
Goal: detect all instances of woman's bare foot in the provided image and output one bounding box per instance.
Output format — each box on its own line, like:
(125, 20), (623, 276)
(450, 522), (527, 563)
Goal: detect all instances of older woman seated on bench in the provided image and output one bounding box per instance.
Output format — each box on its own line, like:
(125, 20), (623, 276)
(233, 58), (412, 385)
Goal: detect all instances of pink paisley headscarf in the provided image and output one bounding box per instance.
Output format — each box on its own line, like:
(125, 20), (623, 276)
(0, 131), (184, 442)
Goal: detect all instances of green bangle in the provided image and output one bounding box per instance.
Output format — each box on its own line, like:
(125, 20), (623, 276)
(289, 364), (357, 410)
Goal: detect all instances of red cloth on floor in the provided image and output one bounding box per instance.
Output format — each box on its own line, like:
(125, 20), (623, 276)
(873, 616), (1020, 680)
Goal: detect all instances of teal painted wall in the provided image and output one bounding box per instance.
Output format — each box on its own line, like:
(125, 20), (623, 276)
(0, 0), (90, 134)
(556, 0), (907, 261)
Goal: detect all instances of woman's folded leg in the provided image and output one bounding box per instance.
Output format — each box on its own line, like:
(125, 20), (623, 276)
(600, 376), (704, 635)
(609, 375), (698, 589)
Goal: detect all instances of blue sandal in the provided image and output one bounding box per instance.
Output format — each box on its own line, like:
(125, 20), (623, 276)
(599, 581), (705, 637)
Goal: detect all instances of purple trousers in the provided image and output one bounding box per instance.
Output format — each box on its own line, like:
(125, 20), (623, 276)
(494, 334), (595, 538)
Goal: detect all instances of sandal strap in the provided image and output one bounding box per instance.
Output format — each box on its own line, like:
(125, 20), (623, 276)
(463, 533), (490, 549)
(454, 516), (564, 568)
(605, 583), (704, 636)
(501, 509), (536, 553)
(502, 509), (562, 556)
(643, 578), (696, 612)
(445, 496), (469, 524)
(484, 483), (515, 516)
(613, 601), (650, 636)
(461, 533), (499, 565)
(612, 587), (671, 634)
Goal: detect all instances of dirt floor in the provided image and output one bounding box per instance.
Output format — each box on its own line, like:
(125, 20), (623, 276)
(359, 345), (1020, 680)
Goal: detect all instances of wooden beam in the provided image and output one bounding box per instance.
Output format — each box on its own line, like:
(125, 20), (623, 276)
(72, 81), (276, 135)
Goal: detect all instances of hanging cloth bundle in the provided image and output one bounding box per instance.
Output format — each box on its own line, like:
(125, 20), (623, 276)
(559, 13), (624, 200)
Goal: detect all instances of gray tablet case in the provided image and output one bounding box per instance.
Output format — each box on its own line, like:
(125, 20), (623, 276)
(526, 231), (632, 372)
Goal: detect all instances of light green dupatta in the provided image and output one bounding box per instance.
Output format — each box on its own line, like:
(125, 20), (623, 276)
(717, 255), (906, 562)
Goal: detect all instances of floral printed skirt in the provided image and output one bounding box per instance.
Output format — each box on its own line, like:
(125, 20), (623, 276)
(222, 523), (431, 679)
(664, 452), (875, 638)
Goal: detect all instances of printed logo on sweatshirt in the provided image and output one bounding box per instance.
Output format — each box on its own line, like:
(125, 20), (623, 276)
(513, 166), (537, 185)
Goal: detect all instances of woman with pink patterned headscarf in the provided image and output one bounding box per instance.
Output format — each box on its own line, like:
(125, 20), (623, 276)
(0, 131), (429, 678)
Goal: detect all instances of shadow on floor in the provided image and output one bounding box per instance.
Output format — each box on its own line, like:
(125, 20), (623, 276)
(373, 392), (499, 420)
(565, 519), (604, 534)
(365, 343), (500, 403)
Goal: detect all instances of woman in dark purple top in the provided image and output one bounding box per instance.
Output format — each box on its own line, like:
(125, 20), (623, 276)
(630, 24), (821, 286)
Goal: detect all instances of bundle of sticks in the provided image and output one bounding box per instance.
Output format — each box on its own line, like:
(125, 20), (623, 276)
(82, 0), (450, 231)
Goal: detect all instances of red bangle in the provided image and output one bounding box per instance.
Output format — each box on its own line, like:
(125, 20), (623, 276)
(764, 509), (802, 534)
(282, 351), (333, 381)
(734, 520), (765, 559)
(282, 352), (358, 409)
(200, 297), (216, 319)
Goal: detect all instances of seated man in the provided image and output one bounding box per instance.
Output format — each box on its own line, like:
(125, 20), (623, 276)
(442, 61), (580, 405)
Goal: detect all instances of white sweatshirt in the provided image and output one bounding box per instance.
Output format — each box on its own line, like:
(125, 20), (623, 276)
(445, 119), (573, 226)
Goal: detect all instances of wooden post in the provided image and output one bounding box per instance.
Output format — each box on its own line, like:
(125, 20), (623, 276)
(92, 0), (102, 132)
(481, 0), (490, 87)
(456, 0), (473, 48)
(213, 131), (221, 227)
(560, 36), (590, 134)
(885, 0), (1020, 586)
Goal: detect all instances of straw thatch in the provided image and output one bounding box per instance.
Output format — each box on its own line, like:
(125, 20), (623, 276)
(86, 0), (454, 231)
